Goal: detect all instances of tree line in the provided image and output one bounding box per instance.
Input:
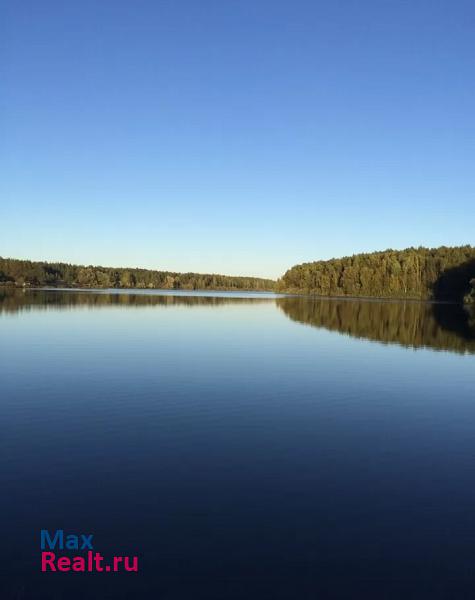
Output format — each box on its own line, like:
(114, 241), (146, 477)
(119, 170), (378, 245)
(2, 247), (474, 299)
(277, 246), (475, 302)
(0, 257), (275, 291)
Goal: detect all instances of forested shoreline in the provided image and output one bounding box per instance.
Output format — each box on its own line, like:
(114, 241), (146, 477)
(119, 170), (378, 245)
(277, 246), (475, 303)
(0, 257), (275, 291)
(2, 247), (475, 300)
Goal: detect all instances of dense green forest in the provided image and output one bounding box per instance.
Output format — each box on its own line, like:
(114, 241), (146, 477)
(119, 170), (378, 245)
(0, 257), (275, 291)
(277, 246), (475, 302)
(2, 247), (475, 299)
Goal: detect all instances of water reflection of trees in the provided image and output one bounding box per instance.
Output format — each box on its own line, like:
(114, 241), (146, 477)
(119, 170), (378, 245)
(0, 288), (274, 314)
(277, 297), (475, 354)
(2, 289), (475, 355)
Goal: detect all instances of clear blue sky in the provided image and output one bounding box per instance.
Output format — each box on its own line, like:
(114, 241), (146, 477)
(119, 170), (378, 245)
(1, 0), (474, 279)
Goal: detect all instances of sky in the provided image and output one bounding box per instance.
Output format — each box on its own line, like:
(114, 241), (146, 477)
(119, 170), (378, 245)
(1, 0), (474, 279)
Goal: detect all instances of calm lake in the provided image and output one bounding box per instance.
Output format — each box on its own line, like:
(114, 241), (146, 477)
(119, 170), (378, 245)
(1, 288), (475, 599)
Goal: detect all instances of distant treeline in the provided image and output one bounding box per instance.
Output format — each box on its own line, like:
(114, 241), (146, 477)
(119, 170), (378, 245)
(0, 257), (275, 291)
(277, 246), (475, 302)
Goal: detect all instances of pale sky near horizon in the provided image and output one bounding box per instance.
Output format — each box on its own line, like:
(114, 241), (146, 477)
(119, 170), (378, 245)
(1, 0), (474, 279)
